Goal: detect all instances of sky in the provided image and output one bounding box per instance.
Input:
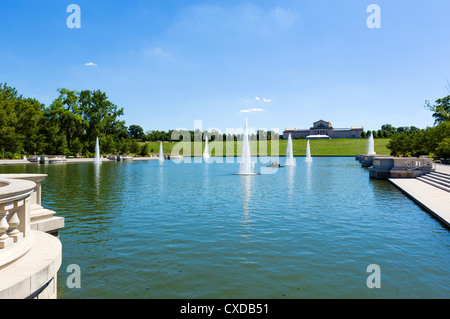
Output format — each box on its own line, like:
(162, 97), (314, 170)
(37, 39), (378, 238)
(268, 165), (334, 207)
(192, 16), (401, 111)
(1, 0), (449, 133)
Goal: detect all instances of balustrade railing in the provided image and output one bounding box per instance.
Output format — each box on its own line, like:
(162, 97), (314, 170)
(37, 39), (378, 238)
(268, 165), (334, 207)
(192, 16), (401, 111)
(0, 178), (35, 267)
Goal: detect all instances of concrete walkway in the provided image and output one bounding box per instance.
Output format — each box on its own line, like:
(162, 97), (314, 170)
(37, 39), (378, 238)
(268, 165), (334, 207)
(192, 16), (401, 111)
(436, 163), (450, 175)
(389, 175), (450, 228)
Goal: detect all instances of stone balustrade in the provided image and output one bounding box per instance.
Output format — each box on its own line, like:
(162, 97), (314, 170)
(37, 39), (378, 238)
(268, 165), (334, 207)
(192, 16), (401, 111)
(0, 174), (64, 236)
(0, 178), (34, 254)
(0, 175), (64, 299)
(369, 156), (435, 179)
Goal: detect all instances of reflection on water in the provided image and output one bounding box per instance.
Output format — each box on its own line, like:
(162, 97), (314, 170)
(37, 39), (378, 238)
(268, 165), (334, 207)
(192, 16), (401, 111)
(0, 158), (449, 299)
(94, 163), (101, 195)
(287, 166), (295, 198)
(240, 175), (252, 225)
(305, 162), (312, 193)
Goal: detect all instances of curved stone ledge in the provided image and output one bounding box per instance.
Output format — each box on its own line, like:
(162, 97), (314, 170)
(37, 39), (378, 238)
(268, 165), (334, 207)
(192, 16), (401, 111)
(0, 175), (64, 236)
(0, 178), (35, 203)
(0, 232), (34, 270)
(0, 230), (62, 299)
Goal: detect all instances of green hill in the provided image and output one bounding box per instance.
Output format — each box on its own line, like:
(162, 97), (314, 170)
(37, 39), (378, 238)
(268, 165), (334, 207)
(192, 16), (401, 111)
(141, 139), (391, 157)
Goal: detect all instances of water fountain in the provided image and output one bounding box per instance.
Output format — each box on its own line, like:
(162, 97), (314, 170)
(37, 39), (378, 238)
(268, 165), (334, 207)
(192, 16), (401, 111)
(305, 140), (313, 164)
(236, 118), (258, 175)
(367, 134), (376, 155)
(159, 142), (165, 163)
(285, 134), (297, 167)
(203, 135), (211, 162)
(94, 137), (101, 164)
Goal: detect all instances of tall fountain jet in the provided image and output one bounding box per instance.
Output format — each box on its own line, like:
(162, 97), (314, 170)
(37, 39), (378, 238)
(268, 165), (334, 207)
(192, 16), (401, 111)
(94, 137), (101, 164)
(238, 118), (256, 175)
(203, 135), (211, 162)
(159, 142), (165, 163)
(305, 140), (313, 164)
(285, 134), (297, 167)
(367, 134), (376, 155)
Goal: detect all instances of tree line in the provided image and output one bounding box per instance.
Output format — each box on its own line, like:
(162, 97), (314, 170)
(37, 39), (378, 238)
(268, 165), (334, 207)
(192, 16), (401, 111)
(361, 124), (421, 139)
(0, 83), (137, 158)
(1, 83), (449, 159)
(386, 93), (450, 159)
(0, 83), (279, 159)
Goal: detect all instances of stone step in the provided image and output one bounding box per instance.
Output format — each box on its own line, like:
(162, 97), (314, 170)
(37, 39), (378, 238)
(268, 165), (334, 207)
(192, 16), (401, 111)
(30, 207), (56, 222)
(428, 173), (450, 185)
(432, 170), (450, 179)
(417, 176), (450, 193)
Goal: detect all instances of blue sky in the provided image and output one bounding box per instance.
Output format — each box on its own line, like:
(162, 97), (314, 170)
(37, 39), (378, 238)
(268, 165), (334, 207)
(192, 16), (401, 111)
(1, 0), (449, 133)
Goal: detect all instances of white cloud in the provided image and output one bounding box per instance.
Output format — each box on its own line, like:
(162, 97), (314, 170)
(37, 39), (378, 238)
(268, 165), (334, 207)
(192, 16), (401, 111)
(255, 96), (272, 103)
(240, 108), (264, 113)
(85, 62), (97, 67)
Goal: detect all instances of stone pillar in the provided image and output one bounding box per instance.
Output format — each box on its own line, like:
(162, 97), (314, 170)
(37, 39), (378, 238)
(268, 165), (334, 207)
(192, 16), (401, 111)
(7, 202), (23, 243)
(35, 183), (42, 206)
(0, 211), (13, 249)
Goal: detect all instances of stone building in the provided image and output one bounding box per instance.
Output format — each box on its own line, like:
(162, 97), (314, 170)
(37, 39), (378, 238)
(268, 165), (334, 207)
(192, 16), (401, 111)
(283, 120), (364, 140)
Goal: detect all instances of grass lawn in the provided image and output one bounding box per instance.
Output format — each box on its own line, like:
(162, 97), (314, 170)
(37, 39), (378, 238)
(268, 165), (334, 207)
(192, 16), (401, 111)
(140, 139), (391, 157)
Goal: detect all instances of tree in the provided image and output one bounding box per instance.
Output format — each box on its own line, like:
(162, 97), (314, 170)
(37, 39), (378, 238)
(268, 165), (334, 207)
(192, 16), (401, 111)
(426, 95), (450, 125)
(78, 89), (126, 152)
(381, 124), (396, 134)
(46, 89), (127, 156)
(0, 83), (47, 156)
(130, 140), (141, 154)
(128, 125), (144, 140)
(139, 143), (151, 156)
(71, 138), (84, 156)
(47, 88), (84, 151)
(436, 138), (450, 159)
(103, 135), (117, 154)
(360, 131), (366, 138)
(119, 139), (130, 155)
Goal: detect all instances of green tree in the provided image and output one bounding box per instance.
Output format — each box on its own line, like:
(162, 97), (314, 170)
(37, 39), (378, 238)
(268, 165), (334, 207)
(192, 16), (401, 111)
(381, 124), (396, 134)
(71, 138), (84, 156)
(139, 143), (150, 156)
(103, 135), (117, 154)
(436, 138), (450, 159)
(78, 89), (126, 152)
(46, 89), (84, 151)
(426, 95), (450, 124)
(130, 140), (141, 154)
(0, 83), (49, 157)
(119, 139), (130, 155)
(128, 125), (144, 140)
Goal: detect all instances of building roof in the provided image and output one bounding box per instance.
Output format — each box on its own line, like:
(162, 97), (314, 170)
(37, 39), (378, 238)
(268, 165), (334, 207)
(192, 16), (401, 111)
(307, 135), (331, 140)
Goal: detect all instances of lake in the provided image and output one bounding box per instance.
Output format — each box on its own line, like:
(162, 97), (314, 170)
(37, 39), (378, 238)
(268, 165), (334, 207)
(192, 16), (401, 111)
(1, 157), (449, 298)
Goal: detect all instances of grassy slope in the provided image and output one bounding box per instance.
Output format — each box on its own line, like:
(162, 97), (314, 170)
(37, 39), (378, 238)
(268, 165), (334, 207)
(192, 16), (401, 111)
(141, 139), (391, 157)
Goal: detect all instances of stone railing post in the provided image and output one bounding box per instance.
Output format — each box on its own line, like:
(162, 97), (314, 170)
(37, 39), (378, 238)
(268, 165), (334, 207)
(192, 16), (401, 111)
(7, 204), (23, 243)
(0, 210), (13, 249)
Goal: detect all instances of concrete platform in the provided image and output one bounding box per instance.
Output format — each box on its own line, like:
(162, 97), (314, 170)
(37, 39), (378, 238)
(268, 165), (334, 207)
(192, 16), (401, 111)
(0, 230), (62, 299)
(389, 178), (450, 228)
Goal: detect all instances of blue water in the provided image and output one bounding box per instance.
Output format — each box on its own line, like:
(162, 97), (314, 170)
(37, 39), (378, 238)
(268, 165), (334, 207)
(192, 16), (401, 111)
(1, 157), (449, 298)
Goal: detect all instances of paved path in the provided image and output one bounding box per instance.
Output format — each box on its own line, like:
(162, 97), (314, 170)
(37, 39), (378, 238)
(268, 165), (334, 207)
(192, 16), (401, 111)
(436, 163), (450, 174)
(389, 177), (450, 228)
